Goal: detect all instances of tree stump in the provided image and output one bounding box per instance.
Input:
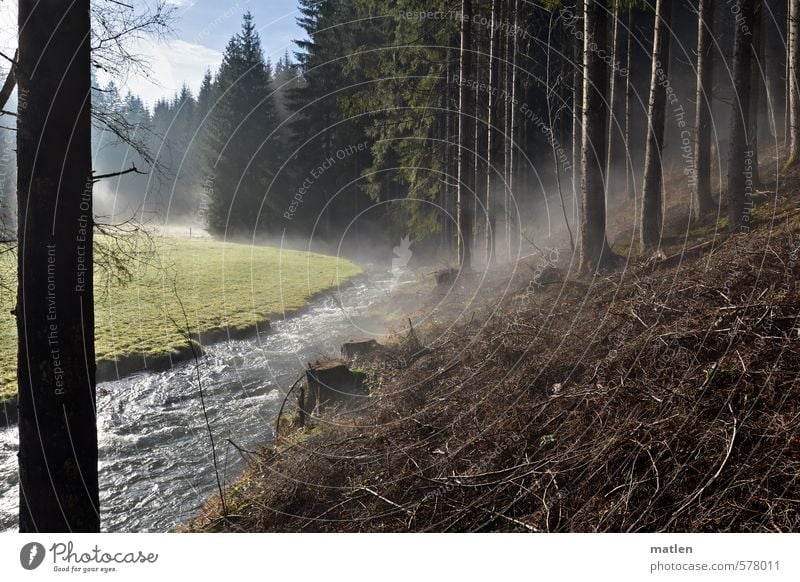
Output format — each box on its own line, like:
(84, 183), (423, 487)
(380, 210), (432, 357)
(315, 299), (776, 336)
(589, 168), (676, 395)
(302, 359), (367, 417)
(341, 339), (381, 360)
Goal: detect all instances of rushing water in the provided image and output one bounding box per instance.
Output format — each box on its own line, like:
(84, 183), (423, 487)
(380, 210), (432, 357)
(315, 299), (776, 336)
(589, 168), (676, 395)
(0, 271), (398, 532)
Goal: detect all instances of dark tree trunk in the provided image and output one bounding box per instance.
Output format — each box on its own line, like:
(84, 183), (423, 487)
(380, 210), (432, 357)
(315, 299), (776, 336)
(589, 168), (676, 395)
(445, 43), (458, 257)
(605, 4), (628, 199)
(503, 3), (511, 258)
(473, 23), (483, 253)
(572, 0), (584, 225)
(726, 0), (756, 230)
(548, 9), (574, 251)
(579, 0), (612, 271)
(787, 2), (793, 145)
(17, 0), (98, 531)
(624, 8), (634, 200)
(748, 1), (763, 188)
(693, 0), (715, 219)
(507, 0), (519, 260)
(764, 0), (787, 142)
(457, 0), (474, 269)
(640, 0), (673, 247)
(440, 74), (451, 255)
(485, 0), (499, 265)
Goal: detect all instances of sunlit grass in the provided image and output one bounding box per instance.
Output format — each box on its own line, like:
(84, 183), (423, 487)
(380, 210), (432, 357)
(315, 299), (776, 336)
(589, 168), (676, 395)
(0, 236), (362, 402)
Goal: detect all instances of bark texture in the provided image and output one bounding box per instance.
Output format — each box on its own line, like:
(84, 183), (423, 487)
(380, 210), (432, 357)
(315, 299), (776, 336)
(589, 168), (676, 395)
(640, 0), (673, 247)
(457, 0), (474, 269)
(693, 0), (715, 219)
(17, 0), (99, 532)
(726, 0), (756, 231)
(579, 0), (612, 271)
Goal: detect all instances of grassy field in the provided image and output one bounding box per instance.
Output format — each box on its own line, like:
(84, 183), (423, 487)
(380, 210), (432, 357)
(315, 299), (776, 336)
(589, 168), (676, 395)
(0, 236), (362, 402)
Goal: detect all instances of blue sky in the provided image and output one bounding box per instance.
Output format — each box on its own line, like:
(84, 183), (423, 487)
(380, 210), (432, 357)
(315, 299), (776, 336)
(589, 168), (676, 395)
(0, 0), (305, 107)
(126, 0), (305, 105)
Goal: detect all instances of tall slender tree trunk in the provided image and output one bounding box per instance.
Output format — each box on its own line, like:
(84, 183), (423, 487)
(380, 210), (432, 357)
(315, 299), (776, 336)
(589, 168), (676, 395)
(764, 0), (787, 143)
(580, 0), (612, 271)
(441, 74), (451, 255)
(640, 0), (673, 247)
(727, 0), (756, 230)
(443, 47), (454, 257)
(17, 0), (99, 531)
(693, 0), (715, 219)
(572, 0), (584, 229)
(748, 1), (763, 187)
(548, 8), (574, 250)
(507, 0), (519, 260)
(457, 0), (474, 269)
(473, 25), (483, 254)
(502, 2), (511, 261)
(787, 3), (792, 145)
(485, 0), (499, 265)
(624, 8), (635, 200)
(789, 0), (800, 160)
(605, 4), (627, 199)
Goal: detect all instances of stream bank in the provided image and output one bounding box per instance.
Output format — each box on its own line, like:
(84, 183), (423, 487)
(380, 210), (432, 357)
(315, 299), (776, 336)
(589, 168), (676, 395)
(0, 274), (373, 430)
(187, 209), (800, 533)
(0, 270), (403, 531)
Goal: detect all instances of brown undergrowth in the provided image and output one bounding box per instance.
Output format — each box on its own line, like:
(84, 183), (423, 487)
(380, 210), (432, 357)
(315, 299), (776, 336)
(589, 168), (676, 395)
(185, 165), (800, 533)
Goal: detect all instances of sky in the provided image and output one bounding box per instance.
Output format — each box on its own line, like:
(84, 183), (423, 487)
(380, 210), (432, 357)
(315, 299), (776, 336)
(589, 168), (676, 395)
(0, 0), (305, 107)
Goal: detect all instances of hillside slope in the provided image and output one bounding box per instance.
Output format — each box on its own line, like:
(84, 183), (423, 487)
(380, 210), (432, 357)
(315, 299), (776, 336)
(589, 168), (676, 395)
(187, 177), (800, 533)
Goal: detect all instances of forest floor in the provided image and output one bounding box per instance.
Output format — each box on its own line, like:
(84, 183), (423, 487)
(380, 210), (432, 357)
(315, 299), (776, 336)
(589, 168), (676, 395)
(0, 236), (361, 403)
(186, 150), (800, 532)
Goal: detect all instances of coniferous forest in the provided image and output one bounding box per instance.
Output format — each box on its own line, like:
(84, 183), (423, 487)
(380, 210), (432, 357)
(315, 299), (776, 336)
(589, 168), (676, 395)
(0, 0), (782, 263)
(1, 0), (800, 553)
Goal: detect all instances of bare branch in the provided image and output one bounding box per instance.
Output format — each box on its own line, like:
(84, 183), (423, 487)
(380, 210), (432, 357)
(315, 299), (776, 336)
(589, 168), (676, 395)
(0, 50), (17, 112)
(92, 163), (147, 182)
(90, 103), (161, 174)
(104, 0), (135, 9)
(0, 51), (17, 67)
(90, 0), (176, 81)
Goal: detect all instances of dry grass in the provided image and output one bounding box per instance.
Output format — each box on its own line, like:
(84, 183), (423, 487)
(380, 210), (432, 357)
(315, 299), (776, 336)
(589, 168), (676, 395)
(185, 159), (800, 533)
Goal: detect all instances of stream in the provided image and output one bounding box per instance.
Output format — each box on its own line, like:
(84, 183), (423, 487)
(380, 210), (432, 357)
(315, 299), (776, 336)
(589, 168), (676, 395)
(0, 270), (398, 532)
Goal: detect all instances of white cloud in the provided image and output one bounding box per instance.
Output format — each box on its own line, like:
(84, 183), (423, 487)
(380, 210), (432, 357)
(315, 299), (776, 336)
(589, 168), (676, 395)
(108, 38), (222, 106)
(0, 0), (220, 107)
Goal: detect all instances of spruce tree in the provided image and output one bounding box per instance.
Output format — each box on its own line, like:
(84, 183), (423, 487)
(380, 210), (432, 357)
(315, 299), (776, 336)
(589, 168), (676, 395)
(206, 11), (280, 235)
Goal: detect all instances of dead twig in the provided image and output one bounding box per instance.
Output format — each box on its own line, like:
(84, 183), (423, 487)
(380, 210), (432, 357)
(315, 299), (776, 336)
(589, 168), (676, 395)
(356, 486), (412, 516)
(275, 374), (306, 438)
(661, 408), (738, 531)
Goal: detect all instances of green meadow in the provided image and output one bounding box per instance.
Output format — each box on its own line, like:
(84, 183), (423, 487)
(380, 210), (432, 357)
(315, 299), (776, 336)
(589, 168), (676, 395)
(0, 236), (362, 402)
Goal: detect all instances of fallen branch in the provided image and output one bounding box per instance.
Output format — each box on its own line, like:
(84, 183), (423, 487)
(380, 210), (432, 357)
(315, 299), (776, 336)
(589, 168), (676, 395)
(661, 408), (738, 531)
(357, 486), (412, 516)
